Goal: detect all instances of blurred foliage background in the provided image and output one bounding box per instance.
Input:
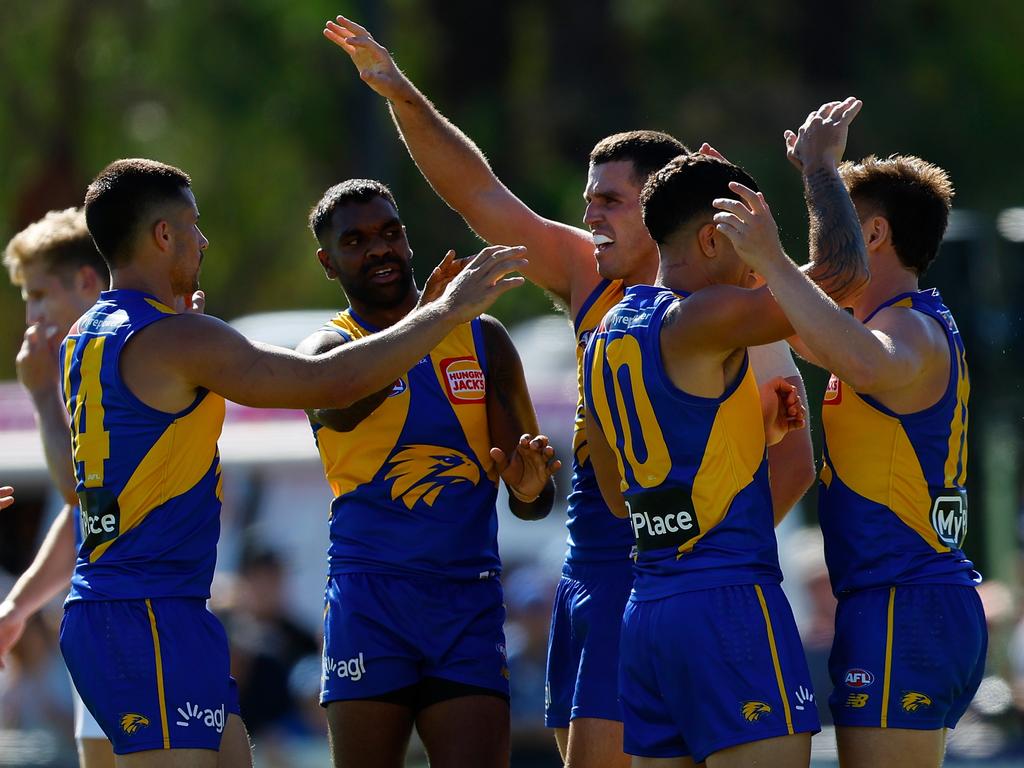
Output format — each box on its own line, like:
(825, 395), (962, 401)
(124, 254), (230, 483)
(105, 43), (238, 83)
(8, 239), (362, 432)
(1, 0), (1023, 573)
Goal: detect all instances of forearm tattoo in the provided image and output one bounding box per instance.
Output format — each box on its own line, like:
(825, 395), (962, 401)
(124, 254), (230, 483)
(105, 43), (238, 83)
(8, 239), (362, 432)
(804, 167), (869, 299)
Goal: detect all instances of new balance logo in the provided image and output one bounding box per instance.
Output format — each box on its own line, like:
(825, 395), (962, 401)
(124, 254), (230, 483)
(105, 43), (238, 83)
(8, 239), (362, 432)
(175, 702), (225, 733)
(846, 693), (869, 708)
(324, 652), (366, 682)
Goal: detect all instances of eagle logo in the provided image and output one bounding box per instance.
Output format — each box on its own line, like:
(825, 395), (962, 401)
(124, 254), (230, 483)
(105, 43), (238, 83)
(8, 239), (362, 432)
(741, 701), (772, 722)
(120, 713), (150, 734)
(385, 445), (480, 509)
(901, 692), (933, 712)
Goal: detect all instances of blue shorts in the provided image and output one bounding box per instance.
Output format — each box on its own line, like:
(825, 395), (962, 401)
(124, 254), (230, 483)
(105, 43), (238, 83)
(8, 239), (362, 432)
(320, 573), (509, 704)
(829, 584), (986, 730)
(620, 583), (820, 762)
(59, 598), (240, 755)
(545, 559), (633, 727)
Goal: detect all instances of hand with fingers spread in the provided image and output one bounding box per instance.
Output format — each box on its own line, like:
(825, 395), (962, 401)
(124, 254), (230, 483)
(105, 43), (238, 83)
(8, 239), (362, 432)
(323, 15), (411, 102)
(712, 182), (787, 273)
(490, 434), (562, 504)
(0, 486), (13, 512)
(16, 324), (61, 397)
(418, 250), (468, 307)
(437, 245), (527, 324)
(784, 96), (862, 173)
(760, 377), (806, 447)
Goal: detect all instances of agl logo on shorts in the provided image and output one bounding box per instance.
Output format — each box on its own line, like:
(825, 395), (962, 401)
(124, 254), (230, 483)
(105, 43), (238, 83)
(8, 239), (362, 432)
(175, 702), (225, 733)
(440, 356), (485, 404)
(324, 652), (367, 682)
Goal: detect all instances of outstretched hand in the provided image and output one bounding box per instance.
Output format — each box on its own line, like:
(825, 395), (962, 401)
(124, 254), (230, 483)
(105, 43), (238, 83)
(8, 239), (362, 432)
(760, 377), (806, 446)
(784, 97), (862, 173)
(712, 182), (787, 273)
(323, 15), (410, 101)
(0, 601), (26, 671)
(418, 250), (469, 307)
(438, 245), (527, 324)
(490, 434), (561, 503)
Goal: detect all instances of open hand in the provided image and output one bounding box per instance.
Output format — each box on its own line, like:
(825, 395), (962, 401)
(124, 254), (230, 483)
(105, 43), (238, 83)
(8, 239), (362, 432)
(760, 377), (806, 446)
(418, 250), (469, 307)
(439, 245), (527, 324)
(323, 15), (410, 102)
(712, 182), (786, 273)
(490, 434), (561, 503)
(784, 97), (862, 173)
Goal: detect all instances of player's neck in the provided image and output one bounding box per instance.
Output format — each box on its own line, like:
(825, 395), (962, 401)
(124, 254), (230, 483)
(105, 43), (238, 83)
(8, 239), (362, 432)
(853, 255), (919, 320)
(347, 291), (419, 329)
(107, 267), (177, 308)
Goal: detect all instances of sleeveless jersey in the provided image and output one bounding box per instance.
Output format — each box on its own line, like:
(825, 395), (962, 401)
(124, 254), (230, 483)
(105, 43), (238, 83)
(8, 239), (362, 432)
(314, 310), (500, 580)
(818, 289), (978, 594)
(583, 285), (782, 600)
(565, 278), (635, 564)
(60, 289), (225, 601)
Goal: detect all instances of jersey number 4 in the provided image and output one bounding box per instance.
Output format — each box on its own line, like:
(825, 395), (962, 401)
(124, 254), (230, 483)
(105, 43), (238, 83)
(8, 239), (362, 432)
(63, 337), (110, 487)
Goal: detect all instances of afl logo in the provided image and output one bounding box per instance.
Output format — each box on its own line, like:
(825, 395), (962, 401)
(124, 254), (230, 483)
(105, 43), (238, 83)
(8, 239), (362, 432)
(388, 378), (407, 398)
(844, 669), (875, 688)
(441, 356), (485, 404)
(930, 493), (968, 549)
(823, 375), (842, 405)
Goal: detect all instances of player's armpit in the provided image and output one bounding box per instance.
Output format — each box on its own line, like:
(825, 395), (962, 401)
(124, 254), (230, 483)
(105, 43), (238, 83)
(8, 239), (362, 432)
(295, 330), (392, 432)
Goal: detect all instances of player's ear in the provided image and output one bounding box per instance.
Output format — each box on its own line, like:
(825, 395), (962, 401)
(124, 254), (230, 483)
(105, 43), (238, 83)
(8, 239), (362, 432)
(864, 215), (890, 253)
(316, 248), (338, 280)
(152, 219), (172, 252)
(697, 222), (718, 259)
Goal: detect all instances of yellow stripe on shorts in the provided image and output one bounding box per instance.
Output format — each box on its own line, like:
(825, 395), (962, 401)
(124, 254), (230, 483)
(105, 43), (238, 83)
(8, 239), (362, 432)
(145, 599), (171, 749)
(755, 585), (794, 734)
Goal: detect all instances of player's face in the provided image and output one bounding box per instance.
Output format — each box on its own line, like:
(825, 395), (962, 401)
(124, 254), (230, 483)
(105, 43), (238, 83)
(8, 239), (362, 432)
(19, 261), (94, 336)
(584, 160), (658, 283)
(168, 188), (208, 297)
(323, 196), (415, 310)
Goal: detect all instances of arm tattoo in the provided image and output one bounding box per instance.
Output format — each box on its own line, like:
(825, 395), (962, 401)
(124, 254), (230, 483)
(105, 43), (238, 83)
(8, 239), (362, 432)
(804, 166), (869, 299)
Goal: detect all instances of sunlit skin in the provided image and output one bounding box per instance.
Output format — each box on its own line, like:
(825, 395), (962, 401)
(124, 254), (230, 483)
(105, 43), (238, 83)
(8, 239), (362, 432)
(19, 260), (97, 337)
(584, 160), (660, 286)
(166, 188), (208, 298)
(316, 196), (419, 327)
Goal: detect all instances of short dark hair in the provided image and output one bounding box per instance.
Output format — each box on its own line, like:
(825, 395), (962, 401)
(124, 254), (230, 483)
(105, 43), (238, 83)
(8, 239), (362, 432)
(309, 179), (399, 245)
(640, 154), (759, 244)
(589, 131), (690, 184)
(84, 158), (192, 267)
(4, 208), (109, 288)
(839, 155), (954, 276)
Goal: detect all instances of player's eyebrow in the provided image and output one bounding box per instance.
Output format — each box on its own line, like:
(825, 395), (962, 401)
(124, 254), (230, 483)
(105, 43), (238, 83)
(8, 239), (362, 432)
(339, 218), (402, 239)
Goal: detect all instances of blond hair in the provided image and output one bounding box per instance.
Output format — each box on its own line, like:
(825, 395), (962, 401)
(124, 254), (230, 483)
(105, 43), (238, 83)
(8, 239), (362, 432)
(3, 208), (107, 286)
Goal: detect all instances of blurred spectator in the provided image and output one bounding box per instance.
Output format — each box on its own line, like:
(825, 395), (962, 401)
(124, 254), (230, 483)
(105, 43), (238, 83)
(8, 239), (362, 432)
(218, 546), (320, 745)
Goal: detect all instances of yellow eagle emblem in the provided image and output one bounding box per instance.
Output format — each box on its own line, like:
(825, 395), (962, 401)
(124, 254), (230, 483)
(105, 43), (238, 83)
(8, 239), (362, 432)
(385, 445), (480, 509)
(741, 701), (772, 722)
(901, 692), (933, 712)
(120, 713), (151, 734)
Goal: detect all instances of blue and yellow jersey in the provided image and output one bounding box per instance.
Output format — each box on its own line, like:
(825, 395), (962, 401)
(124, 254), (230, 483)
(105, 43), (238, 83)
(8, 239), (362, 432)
(818, 289), (978, 594)
(583, 285), (782, 600)
(60, 290), (225, 601)
(565, 278), (636, 564)
(314, 309), (500, 580)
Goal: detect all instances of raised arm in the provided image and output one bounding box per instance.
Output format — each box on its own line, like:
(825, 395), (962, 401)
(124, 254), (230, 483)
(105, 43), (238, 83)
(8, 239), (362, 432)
(479, 316), (560, 520)
(17, 325), (78, 503)
(323, 15), (595, 305)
